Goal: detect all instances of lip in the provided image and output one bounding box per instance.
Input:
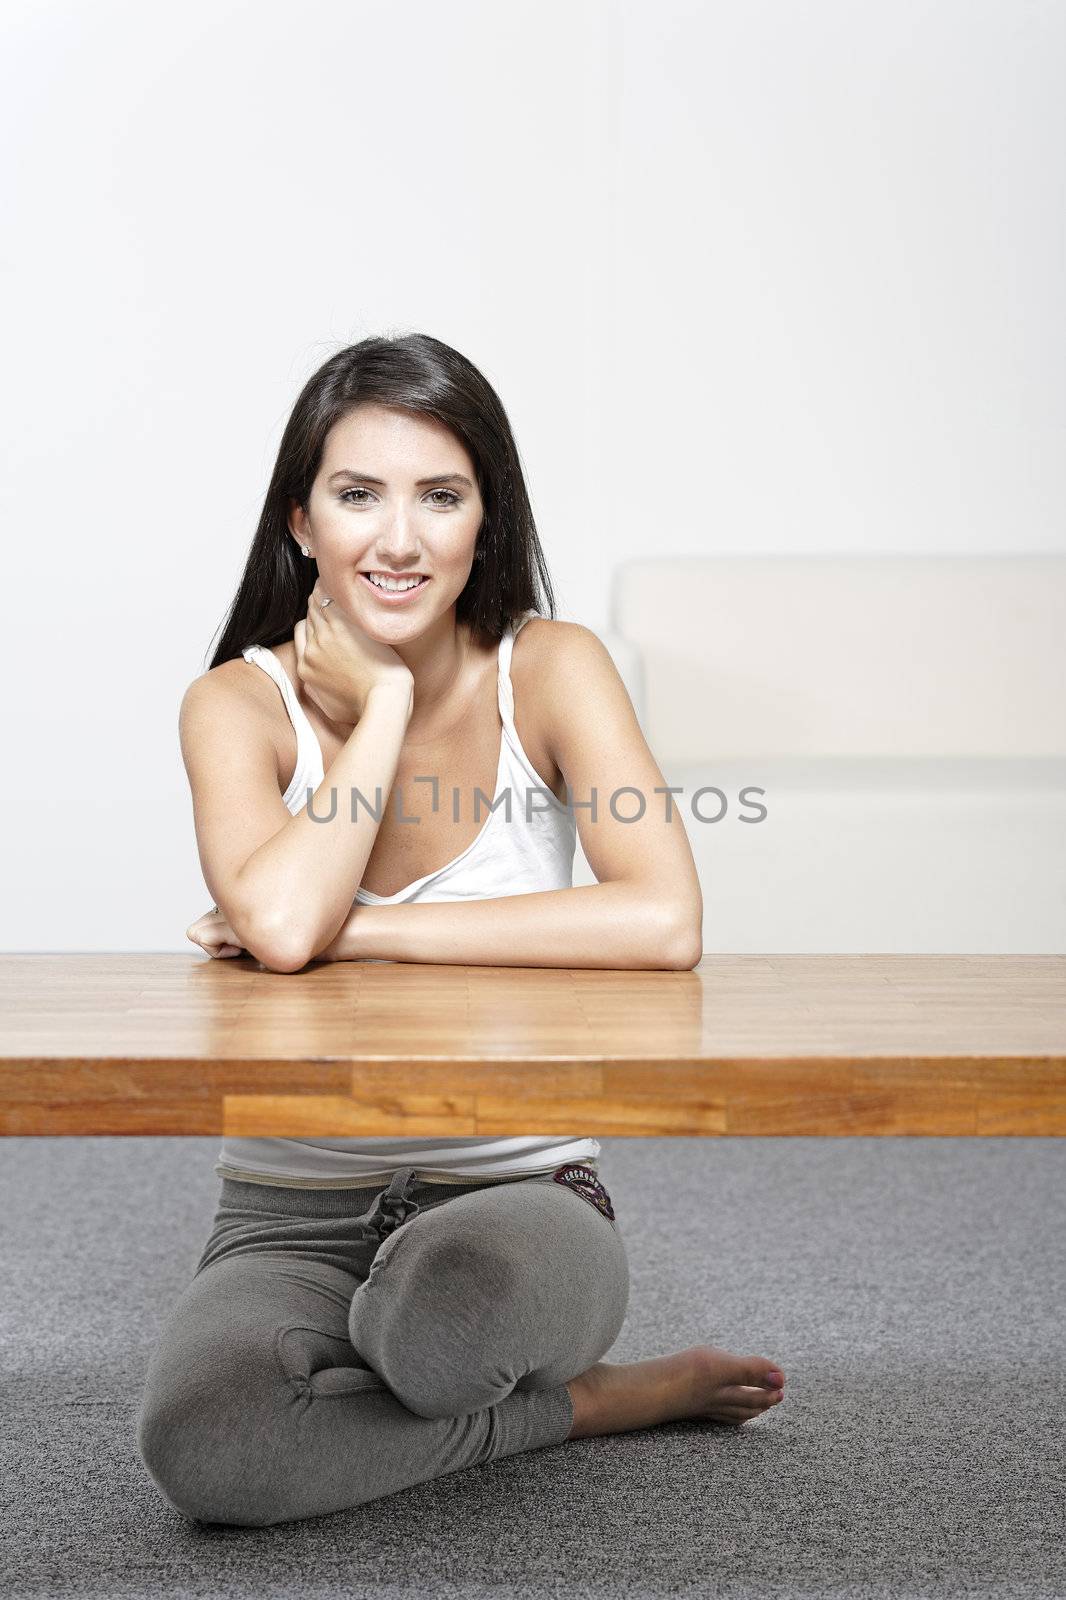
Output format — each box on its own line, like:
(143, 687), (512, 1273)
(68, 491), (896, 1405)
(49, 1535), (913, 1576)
(359, 572), (431, 604)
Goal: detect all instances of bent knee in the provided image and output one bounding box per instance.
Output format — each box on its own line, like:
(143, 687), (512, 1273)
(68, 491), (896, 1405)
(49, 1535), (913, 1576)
(137, 1395), (283, 1528)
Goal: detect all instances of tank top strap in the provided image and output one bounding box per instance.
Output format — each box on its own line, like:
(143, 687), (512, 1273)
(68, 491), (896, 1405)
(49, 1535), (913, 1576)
(496, 609), (538, 726)
(242, 645), (323, 770)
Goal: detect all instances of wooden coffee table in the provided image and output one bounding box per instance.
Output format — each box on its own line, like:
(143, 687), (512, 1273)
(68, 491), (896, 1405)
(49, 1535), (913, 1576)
(2, 954), (1063, 1136)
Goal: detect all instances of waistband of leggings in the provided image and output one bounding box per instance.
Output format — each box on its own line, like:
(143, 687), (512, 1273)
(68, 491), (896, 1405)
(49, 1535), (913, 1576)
(216, 1170), (546, 1219)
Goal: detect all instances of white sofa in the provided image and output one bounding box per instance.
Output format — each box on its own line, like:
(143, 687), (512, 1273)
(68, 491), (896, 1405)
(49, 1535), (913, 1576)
(579, 555), (1066, 955)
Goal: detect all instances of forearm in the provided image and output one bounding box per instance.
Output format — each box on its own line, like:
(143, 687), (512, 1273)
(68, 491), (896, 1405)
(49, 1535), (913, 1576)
(317, 881), (698, 970)
(233, 681), (413, 963)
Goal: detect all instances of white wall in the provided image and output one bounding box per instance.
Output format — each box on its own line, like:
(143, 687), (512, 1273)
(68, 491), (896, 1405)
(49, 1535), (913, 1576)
(2, 0), (1062, 952)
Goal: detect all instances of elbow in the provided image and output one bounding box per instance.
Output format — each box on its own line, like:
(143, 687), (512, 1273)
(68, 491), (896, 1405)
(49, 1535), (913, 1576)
(242, 916), (314, 975)
(660, 905), (703, 971)
(259, 946), (312, 976)
(670, 934), (703, 971)
(629, 893), (703, 971)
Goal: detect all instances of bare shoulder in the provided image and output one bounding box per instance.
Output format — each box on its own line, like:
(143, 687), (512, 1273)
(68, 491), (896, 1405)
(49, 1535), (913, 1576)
(511, 615), (622, 698)
(510, 615), (605, 672)
(178, 655), (283, 770)
(180, 655), (267, 721)
(510, 616), (577, 712)
(510, 616), (630, 756)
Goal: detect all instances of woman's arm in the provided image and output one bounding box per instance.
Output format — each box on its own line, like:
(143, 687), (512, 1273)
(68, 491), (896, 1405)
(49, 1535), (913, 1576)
(317, 621), (704, 972)
(318, 883), (699, 969)
(180, 670), (414, 972)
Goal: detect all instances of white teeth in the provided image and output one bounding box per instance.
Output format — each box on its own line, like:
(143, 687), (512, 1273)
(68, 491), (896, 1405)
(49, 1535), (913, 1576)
(366, 573), (425, 591)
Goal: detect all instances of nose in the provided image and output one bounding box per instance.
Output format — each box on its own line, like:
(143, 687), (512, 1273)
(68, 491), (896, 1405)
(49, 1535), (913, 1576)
(371, 545), (423, 571)
(370, 507), (425, 562)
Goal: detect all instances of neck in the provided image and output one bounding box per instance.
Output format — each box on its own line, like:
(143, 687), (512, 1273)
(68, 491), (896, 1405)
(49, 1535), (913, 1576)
(318, 613), (486, 742)
(391, 612), (471, 733)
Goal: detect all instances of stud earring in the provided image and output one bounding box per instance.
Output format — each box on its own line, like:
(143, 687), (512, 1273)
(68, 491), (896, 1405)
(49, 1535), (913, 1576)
(301, 545), (310, 556)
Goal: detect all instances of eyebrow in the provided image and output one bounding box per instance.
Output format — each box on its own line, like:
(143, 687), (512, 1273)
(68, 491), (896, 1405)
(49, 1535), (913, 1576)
(327, 469), (474, 489)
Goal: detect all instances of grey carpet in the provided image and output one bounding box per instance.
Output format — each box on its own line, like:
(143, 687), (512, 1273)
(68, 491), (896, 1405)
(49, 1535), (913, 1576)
(1, 1136), (1063, 1599)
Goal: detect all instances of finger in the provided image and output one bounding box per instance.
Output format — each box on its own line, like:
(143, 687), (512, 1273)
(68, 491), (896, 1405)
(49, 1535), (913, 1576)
(188, 920), (230, 954)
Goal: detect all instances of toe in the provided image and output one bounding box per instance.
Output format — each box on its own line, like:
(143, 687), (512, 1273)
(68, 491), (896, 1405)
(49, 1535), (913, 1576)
(747, 1358), (786, 1389)
(725, 1385), (778, 1408)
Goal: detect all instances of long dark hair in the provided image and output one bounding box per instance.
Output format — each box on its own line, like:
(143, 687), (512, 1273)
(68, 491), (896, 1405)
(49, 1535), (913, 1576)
(206, 333), (557, 670)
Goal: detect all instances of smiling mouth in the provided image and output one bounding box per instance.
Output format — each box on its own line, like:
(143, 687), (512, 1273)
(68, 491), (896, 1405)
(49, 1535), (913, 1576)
(359, 573), (431, 595)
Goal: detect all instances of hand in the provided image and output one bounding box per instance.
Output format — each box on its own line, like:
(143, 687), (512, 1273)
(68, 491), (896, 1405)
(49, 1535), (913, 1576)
(186, 904), (245, 959)
(294, 579), (414, 725)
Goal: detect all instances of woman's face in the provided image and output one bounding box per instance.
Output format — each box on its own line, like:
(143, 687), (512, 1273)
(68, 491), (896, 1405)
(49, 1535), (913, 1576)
(290, 403), (484, 637)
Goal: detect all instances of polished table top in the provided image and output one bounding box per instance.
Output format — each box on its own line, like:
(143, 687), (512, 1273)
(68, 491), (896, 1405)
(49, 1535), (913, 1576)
(2, 953), (1064, 1135)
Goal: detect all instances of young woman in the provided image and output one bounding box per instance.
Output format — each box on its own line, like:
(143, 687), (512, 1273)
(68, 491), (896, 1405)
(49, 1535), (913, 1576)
(137, 333), (787, 1528)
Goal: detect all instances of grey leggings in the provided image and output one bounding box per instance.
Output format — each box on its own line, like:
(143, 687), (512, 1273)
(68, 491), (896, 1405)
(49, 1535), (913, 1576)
(137, 1162), (629, 1527)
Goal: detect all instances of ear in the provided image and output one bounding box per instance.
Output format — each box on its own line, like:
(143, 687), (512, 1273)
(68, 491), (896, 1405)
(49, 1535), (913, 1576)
(287, 498), (310, 552)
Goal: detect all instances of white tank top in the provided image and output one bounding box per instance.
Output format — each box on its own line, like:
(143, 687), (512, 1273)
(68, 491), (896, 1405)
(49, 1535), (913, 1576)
(215, 609), (595, 1189)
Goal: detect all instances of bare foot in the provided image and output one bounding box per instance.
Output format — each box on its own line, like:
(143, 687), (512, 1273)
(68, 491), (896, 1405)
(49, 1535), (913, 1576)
(566, 1345), (786, 1439)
